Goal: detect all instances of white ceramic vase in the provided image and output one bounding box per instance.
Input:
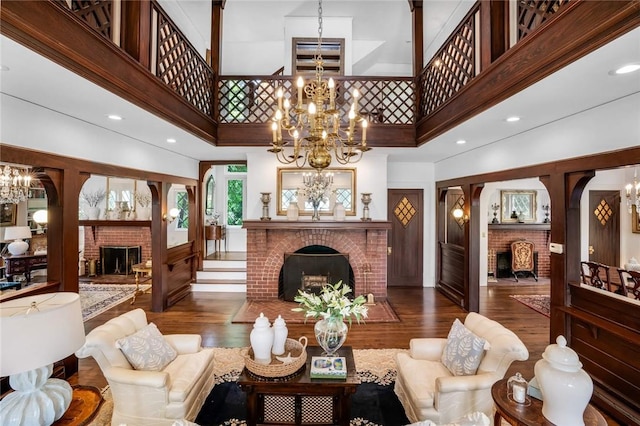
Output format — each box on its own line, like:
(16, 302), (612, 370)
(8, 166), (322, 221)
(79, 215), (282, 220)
(535, 335), (593, 426)
(287, 203), (299, 221)
(138, 206), (151, 220)
(250, 313), (273, 365)
(271, 315), (288, 356)
(87, 206), (100, 220)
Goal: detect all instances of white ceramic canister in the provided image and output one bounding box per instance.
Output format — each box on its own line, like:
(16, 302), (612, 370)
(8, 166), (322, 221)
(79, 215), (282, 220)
(250, 312), (274, 365)
(534, 335), (593, 426)
(287, 203), (299, 221)
(271, 314), (288, 355)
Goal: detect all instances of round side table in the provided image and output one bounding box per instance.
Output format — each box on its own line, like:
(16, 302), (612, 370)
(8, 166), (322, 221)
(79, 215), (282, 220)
(491, 378), (606, 426)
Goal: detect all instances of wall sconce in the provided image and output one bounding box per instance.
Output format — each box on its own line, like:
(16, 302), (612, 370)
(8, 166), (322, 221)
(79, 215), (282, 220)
(163, 207), (180, 223)
(452, 207), (469, 223)
(33, 209), (48, 234)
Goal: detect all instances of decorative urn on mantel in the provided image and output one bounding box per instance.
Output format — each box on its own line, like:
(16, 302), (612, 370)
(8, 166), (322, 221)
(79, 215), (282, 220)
(534, 335), (593, 426)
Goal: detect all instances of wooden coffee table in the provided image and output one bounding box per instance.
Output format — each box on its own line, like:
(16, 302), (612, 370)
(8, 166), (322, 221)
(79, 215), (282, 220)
(239, 346), (359, 426)
(491, 378), (606, 426)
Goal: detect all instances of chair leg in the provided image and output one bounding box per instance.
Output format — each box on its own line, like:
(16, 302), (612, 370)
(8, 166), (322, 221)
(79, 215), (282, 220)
(513, 272), (519, 282)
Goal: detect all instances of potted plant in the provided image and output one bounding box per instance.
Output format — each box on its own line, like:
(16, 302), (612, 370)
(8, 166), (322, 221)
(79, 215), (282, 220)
(292, 281), (367, 355)
(134, 191), (152, 220)
(80, 189), (106, 220)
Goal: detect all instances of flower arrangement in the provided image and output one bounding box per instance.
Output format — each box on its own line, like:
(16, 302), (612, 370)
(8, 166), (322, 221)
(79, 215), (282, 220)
(80, 188), (106, 207)
(292, 281), (368, 325)
(134, 191), (152, 208)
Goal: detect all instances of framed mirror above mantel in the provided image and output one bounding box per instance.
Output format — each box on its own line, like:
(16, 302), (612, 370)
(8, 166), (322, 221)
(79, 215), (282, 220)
(276, 168), (356, 217)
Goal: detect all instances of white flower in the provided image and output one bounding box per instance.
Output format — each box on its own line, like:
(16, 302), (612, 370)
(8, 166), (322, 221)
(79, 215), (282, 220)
(292, 281), (368, 325)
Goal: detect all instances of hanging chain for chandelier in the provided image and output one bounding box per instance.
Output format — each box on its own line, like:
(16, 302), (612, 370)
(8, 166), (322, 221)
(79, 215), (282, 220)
(625, 167), (640, 214)
(0, 164), (32, 204)
(268, 0), (370, 173)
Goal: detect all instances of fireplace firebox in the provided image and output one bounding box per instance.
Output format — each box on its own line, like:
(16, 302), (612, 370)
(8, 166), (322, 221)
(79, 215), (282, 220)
(100, 245), (141, 275)
(280, 245), (353, 301)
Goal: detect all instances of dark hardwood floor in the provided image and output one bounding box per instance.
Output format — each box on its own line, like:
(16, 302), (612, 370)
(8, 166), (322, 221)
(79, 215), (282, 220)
(77, 279), (550, 389)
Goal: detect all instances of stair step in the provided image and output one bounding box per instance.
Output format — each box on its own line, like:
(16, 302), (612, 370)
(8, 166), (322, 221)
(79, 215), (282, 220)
(197, 270), (246, 281)
(203, 259), (246, 269)
(202, 267), (246, 273)
(191, 281), (246, 293)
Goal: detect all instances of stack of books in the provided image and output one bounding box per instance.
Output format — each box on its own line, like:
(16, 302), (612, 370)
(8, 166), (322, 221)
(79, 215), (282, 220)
(310, 356), (347, 379)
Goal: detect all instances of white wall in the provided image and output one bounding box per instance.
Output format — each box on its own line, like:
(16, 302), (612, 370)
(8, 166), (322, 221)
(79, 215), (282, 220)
(423, 1), (476, 66)
(434, 93), (640, 182)
(0, 95), (200, 179)
(387, 162), (436, 287)
(582, 168), (640, 268)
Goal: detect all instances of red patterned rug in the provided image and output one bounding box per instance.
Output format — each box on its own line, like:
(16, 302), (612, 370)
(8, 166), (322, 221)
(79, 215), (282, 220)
(232, 299), (400, 323)
(510, 294), (550, 317)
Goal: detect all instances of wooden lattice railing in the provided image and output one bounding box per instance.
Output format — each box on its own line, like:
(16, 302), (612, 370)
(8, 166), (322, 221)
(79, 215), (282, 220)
(417, 4), (479, 119)
(58, 0), (113, 41)
(217, 76), (414, 125)
(153, 3), (214, 118)
(417, 0), (571, 123)
(518, 0), (571, 40)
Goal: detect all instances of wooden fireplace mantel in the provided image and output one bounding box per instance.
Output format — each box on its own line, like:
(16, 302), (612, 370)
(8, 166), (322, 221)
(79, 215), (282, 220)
(242, 220), (391, 231)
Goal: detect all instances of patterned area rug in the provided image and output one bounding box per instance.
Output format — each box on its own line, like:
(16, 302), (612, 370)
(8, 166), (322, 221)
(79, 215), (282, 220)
(89, 348), (408, 426)
(80, 283), (151, 322)
(232, 299), (400, 324)
(510, 294), (550, 317)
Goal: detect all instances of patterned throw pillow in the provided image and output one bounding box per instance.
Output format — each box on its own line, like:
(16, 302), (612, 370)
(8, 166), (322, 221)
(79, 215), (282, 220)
(116, 322), (177, 371)
(441, 318), (486, 376)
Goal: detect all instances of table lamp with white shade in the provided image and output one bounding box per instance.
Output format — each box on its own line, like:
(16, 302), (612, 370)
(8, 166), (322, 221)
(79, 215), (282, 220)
(3, 226), (32, 255)
(0, 293), (86, 426)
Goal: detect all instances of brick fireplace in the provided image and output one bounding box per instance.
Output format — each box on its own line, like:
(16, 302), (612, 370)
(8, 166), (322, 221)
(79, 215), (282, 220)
(243, 220), (391, 300)
(488, 224), (551, 278)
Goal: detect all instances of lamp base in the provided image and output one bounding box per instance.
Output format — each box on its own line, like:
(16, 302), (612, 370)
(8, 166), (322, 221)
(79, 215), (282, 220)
(7, 239), (29, 256)
(0, 365), (72, 426)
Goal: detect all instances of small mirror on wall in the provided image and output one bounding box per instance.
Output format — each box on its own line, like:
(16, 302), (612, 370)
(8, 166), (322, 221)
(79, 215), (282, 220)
(501, 190), (536, 222)
(633, 205), (640, 234)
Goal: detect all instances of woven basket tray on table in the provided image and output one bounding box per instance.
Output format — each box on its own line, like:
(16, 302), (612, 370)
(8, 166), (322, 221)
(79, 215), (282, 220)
(241, 336), (308, 379)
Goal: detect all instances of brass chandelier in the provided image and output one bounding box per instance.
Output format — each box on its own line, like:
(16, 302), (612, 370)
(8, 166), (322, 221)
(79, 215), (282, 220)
(268, 0), (370, 171)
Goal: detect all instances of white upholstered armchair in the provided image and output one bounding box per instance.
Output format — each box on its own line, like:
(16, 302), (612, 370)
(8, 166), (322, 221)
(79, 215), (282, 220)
(394, 312), (529, 424)
(75, 309), (216, 426)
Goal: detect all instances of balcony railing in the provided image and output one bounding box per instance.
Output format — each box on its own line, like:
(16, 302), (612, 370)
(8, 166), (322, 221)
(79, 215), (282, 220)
(217, 76), (415, 126)
(49, 0), (575, 143)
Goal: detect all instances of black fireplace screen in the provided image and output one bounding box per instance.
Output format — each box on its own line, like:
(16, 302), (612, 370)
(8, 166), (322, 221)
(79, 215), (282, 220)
(280, 247), (351, 301)
(100, 245), (141, 275)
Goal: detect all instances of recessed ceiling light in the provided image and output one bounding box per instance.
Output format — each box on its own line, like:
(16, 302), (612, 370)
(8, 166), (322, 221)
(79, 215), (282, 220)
(166, 138), (177, 143)
(456, 139), (466, 145)
(107, 114), (123, 121)
(612, 63), (640, 75)
(506, 116), (521, 122)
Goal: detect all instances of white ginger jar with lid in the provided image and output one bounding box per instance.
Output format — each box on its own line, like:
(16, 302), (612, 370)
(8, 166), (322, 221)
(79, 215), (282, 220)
(250, 312), (274, 365)
(534, 335), (593, 426)
(271, 315), (288, 356)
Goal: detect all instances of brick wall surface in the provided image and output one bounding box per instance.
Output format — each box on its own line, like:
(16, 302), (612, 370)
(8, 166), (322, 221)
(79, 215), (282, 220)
(488, 229), (551, 278)
(82, 226), (152, 265)
(246, 228), (388, 300)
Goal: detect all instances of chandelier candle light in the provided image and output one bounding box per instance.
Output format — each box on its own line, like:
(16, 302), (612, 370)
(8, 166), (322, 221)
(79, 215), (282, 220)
(625, 168), (640, 214)
(0, 164), (31, 204)
(268, 0), (370, 171)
